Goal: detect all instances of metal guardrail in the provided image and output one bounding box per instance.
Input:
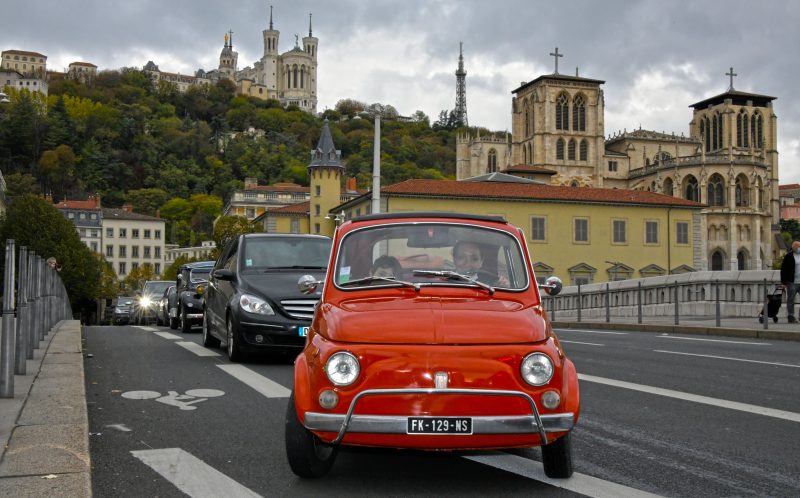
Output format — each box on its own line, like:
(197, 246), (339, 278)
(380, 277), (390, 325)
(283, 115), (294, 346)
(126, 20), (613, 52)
(0, 240), (73, 398)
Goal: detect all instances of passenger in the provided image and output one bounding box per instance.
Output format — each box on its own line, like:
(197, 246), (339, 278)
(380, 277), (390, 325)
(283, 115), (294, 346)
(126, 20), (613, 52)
(371, 255), (402, 279)
(452, 241), (509, 286)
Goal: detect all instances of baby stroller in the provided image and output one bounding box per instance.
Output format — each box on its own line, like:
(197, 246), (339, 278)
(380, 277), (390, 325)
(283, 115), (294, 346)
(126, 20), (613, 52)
(758, 285), (784, 324)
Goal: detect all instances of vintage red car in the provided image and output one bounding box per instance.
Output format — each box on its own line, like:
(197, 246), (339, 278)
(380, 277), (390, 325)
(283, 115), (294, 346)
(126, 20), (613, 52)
(285, 212), (578, 478)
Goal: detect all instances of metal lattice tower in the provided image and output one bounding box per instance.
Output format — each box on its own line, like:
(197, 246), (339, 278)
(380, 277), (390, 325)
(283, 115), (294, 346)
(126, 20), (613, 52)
(454, 42), (468, 127)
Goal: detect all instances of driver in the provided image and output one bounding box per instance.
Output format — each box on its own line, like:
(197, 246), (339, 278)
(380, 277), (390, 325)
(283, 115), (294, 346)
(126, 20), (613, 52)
(453, 241), (509, 286)
(371, 255), (402, 279)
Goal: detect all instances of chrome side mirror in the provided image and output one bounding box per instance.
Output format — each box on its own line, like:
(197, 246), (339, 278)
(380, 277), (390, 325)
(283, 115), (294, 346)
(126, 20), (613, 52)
(539, 276), (563, 296)
(298, 274), (323, 295)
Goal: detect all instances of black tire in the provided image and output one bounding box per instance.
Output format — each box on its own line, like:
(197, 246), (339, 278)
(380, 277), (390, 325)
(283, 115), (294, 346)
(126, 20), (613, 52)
(169, 314), (179, 330)
(541, 432), (574, 478)
(226, 316), (244, 362)
(285, 392), (338, 478)
(180, 304), (192, 333)
(202, 312), (220, 348)
(772, 315), (778, 323)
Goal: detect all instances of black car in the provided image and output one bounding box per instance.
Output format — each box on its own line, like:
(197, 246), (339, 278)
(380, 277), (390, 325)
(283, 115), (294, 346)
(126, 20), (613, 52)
(203, 233), (331, 361)
(173, 260), (214, 333)
(158, 285), (176, 327)
(113, 297), (134, 325)
(133, 280), (173, 325)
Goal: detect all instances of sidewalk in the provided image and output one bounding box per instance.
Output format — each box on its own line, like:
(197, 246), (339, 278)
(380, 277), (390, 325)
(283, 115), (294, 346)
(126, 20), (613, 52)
(0, 320), (90, 498)
(552, 315), (800, 341)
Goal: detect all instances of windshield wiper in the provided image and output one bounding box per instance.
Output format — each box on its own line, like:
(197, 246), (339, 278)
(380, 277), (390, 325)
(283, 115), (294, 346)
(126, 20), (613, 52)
(339, 276), (419, 291)
(412, 270), (495, 294)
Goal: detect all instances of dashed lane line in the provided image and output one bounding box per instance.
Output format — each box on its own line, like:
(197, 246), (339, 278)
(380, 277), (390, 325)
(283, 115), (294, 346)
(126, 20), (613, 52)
(555, 328), (628, 335)
(134, 326), (159, 331)
(560, 340), (605, 346)
(656, 335), (769, 346)
(579, 373), (800, 423)
(131, 448), (262, 498)
(654, 350), (800, 368)
(216, 364), (291, 398)
(153, 332), (182, 340)
(176, 341), (222, 357)
(464, 452), (661, 498)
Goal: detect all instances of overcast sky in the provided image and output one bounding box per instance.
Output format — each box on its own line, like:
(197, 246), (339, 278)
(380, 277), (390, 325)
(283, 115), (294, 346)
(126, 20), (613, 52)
(3, 0), (799, 182)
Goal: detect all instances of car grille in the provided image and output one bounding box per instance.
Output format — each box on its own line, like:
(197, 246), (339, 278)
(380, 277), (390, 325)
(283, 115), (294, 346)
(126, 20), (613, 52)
(280, 299), (318, 320)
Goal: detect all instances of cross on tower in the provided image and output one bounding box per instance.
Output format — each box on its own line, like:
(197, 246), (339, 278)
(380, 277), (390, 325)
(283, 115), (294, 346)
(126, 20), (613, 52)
(549, 47), (563, 74)
(228, 29), (234, 48)
(726, 66), (737, 91)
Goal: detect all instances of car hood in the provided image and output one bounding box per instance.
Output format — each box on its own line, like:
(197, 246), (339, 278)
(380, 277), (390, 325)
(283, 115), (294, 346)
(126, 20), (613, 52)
(318, 296), (548, 344)
(239, 270), (327, 301)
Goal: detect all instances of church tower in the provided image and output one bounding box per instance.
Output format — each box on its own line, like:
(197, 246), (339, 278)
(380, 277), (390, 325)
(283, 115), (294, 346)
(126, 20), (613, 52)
(260, 6), (280, 90)
(308, 120), (343, 236)
(218, 30), (238, 80)
(300, 13), (319, 113)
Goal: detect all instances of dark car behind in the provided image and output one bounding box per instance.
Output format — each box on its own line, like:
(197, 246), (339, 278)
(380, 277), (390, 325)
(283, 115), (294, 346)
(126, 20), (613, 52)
(133, 280), (173, 325)
(113, 297), (134, 325)
(174, 261), (214, 333)
(203, 233), (331, 361)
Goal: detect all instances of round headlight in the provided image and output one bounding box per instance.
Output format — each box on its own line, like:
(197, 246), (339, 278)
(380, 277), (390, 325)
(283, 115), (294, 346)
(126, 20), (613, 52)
(140, 297), (152, 308)
(325, 351), (360, 386)
(520, 352), (554, 386)
(239, 294), (275, 315)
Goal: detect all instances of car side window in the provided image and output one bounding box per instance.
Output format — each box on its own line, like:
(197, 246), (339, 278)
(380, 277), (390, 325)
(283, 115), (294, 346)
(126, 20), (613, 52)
(224, 243), (238, 271)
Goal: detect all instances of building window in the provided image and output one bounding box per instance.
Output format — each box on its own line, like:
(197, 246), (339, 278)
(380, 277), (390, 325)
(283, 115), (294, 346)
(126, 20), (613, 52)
(68, 212), (75, 219)
(556, 139), (565, 160)
(155, 247), (161, 258)
(487, 149), (497, 173)
(315, 204), (321, 216)
(246, 208), (255, 218)
(106, 245), (113, 257)
(685, 176), (699, 202)
(291, 218), (300, 234)
(707, 174), (725, 206)
(531, 217), (546, 241)
(677, 222), (689, 244)
(144, 246), (151, 258)
(132, 262), (138, 270)
(736, 110), (749, 147)
(579, 140), (588, 161)
(608, 160), (618, 172)
(568, 139), (576, 160)
(91, 229), (99, 237)
(555, 93), (569, 130)
(132, 229), (139, 238)
(144, 229), (151, 238)
(91, 242), (98, 252)
(119, 246), (127, 257)
(574, 218), (589, 242)
(315, 185), (321, 196)
(155, 263), (161, 275)
(612, 220), (627, 243)
(155, 230), (161, 240)
(132, 246), (139, 258)
(119, 228), (127, 238)
(572, 95), (586, 131)
(119, 262), (126, 275)
(314, 223), (320, 234)
(645, 221), (659, 244)
(751, 112), (763, 148)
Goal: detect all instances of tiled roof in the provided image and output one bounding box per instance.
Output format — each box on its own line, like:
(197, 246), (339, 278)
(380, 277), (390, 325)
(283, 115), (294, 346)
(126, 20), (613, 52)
(267, 201), (309, 214)
(69, 61), (97, 67)
(380, 179), (704, 208)
(779, 184), (800, 190)
(102, 208), (162, 221)
(503, 164), (557, 174)
(690, 89), (776, 109)
(2, 50), (46, 58)
(512, 73), (605, 94)
(55, 200), (100, 210)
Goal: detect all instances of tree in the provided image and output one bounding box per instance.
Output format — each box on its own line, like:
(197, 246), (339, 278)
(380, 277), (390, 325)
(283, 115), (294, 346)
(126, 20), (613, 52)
(121, 263), (156, 294)
(213, 216), (257, 253)
(3, 172), (40, 198)
(126, 188), (168, 216)
(779, 219), (800, 242)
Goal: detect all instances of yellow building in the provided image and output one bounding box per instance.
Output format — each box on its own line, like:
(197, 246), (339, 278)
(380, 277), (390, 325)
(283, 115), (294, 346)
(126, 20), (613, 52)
(332, 178), (703, 285)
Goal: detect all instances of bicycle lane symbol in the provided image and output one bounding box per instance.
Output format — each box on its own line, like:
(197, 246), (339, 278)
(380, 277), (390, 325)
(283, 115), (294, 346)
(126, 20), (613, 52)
(121, 389), (225, 411)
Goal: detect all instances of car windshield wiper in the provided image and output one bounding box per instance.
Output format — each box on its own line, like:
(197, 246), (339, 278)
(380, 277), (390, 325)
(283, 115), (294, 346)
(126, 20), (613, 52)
(339, 276), (419, 291)
(412, 270), (495, 294)
(264, 265), (327, 270)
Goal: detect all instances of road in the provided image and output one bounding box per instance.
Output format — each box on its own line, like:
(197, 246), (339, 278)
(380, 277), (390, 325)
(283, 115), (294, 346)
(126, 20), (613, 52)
(83, 323), (800, 497)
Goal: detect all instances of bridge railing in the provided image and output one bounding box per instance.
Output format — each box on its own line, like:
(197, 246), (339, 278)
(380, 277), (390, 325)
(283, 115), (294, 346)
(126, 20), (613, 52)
(0, 240), (73, 398)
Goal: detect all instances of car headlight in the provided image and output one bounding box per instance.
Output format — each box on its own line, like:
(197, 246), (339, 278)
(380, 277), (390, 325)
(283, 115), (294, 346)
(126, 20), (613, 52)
(140, 297), (152, 308)
(239, 294), (275, 315)
(520, 352), (554, 386)
(325, 351), (360, 386)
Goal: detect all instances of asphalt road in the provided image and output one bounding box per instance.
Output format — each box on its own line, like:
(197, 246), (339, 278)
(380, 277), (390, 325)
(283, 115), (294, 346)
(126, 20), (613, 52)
(83, 323), (800, 497)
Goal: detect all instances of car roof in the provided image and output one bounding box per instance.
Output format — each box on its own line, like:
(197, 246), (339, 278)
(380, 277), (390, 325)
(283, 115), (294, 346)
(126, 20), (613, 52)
(179, 260), (215, 270)
(240, 233), (331, 241)
(351, 211), (508, 224)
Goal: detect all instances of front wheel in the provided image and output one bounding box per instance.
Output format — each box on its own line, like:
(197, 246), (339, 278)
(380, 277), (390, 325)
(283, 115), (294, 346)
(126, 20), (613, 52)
(541, 432), (574, 478)
(226, 316), (244, 362)
(285, 392), (338, 478)
(202, 312), (220, 348)
(180, 304), (192, 333)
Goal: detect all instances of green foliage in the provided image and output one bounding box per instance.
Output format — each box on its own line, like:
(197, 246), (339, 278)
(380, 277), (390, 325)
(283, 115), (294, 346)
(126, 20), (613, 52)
(162, 254), (205, 281)
(0, 194), (102, 305)
(213, 216), (257, 253)
(779, 219), (800, 242)
(121, 263), (156, 294)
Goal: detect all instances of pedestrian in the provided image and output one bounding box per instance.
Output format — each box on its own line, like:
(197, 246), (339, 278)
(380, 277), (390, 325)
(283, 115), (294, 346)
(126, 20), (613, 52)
(46, 257), (62, 271)
(779, 240), (800, 323)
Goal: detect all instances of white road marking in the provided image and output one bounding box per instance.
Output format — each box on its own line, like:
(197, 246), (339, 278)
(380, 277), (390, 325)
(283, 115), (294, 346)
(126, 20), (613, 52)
(216, 364), (291, 398)
(655, 350), (800, 369)
(560, 340), (604, 346)
(556, 328), (628, 335)
(134, 326), (158, 331)
(464, 452), (661, 498)
(176, 341), (221, 357)
(105, 423), (132, 432)
(131, 448), (262, 498)
(154, 332), (182, 340)
(579, 374), (800, 423)
(656, 335), (769, 346)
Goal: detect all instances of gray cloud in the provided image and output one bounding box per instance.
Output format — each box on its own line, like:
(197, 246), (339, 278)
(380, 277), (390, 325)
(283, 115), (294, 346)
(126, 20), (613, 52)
(3, 0), (798, 180)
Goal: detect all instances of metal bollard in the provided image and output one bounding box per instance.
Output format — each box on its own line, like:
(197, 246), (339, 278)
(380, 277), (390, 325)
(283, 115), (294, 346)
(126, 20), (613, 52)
(37, 256), (46, 341)
(1, 239), (17, 398)
(763, 279), (768, 331)
(577, 284), (582, 322)
(605, 283), (610, 323)
(15, 246), (28, 375)
(637, 281), (643, 324)
(715, 280), (721, 328)
(674, 281), (679, 325)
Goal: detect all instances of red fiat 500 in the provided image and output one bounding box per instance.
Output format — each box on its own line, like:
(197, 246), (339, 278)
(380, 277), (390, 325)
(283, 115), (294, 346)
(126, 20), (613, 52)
(285, 212), (577, 478)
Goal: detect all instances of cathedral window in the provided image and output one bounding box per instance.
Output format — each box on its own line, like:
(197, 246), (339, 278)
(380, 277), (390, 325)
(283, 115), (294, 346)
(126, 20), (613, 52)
(301, 66), (305, 88)
(663, 177), (674, 196)
(293, 65), (299, 88)
(572, 95), (586, 131)
(556, 93), (569, 130)
(737, 110), (749, 147)
(716, 113), (723, 150)
(703, 117), (711, 152)
(711, 115), (718, 150)
(568, 139), (576, 160)
(751, 111), (763, 148)
(487, 149), (497, 173)
(579, 139), (588, 161)
(556, 138), (565, 160)
(707, 174), (725, 207)
(524, 106), (530, 136)
(685, 175), (699, 202)
(735, 175), (749, 207)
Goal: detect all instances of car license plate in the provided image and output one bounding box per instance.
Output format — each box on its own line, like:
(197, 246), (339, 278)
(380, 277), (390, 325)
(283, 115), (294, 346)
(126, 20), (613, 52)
(407, 417), (472, 434)
(298, 326), (309, 337)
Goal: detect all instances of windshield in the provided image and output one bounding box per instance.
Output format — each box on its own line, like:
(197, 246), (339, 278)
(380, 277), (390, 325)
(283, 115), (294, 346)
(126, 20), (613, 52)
(190, 268), (211, 282)
(143, 281), (172, 296)
(116, 298), (133, 307)
(241, 236), (331, 270)
(334, 222), (529, 290)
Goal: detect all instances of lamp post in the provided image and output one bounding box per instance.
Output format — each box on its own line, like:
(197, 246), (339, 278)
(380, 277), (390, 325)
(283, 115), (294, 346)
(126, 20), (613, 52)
(325, 210), (346, 227)
(0, 91), (9, 105)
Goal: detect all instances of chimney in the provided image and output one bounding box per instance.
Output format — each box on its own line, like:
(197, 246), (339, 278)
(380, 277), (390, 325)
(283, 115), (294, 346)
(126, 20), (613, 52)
(346, 177), (357, 192)
(155, 209), (160, 218)
(122, 204), (133, 213)
(95, 194), (101, 208)
(244, 177), (258, 189)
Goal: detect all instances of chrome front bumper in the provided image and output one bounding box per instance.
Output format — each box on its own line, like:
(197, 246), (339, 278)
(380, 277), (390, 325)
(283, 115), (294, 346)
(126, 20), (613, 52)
(303, 388), (574, 445)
